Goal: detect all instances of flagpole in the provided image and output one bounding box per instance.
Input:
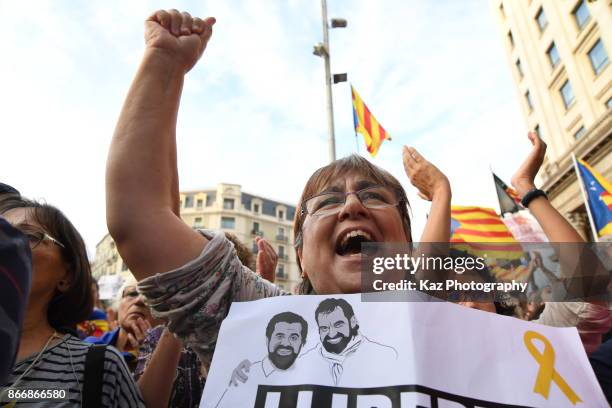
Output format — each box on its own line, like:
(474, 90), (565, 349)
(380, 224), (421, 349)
(572, 153), (599, 242)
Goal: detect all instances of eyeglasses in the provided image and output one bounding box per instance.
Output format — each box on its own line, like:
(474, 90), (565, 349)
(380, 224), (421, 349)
(122, 288), (139, 298)
(18, 226), (65, 250)
(301, 185), (401, 218)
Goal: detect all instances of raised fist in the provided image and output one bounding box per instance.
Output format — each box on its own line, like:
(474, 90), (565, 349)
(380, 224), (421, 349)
(145, 9), (216, 73)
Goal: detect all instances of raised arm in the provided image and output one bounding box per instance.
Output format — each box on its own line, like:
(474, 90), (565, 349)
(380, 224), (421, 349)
(513, 132), (609, 302)
(511, 132), (584, 243)
(106, 10), (215, 280)
(402, 146), (451, 243)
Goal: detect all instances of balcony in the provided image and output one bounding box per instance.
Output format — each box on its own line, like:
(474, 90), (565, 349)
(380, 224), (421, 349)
(278, 254), (289, 261)
(251, 230), (264, 237)
(276, 272), (288, 280)
(276, 234), (288, 242)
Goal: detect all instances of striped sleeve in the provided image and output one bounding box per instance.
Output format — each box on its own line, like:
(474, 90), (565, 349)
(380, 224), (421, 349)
(101, 346), (145, 408)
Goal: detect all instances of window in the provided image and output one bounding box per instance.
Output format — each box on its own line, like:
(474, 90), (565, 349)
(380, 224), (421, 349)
(547, 42), (560, 68)
(206, 194), (214, 207)
(534, 124), (541, 138)
(278, 210), (284, 220)
(253, 222), (260, 232)
(516, 59), (524, 78)
(223, 198), (235, 210)
(535, 7), (548, 32)
(253, 203), (260, 213)
(607, 97), (612, 109)
(278, 227), (285, 236)
(194, 217), (202, 227)
(588, 39), (609, 76)
(572, 0), (590, 30)
(508, 31), (514, 49)
(277, 264), (285, 278)
(184, 195), (194, 208)
(196, 199), (203, 209)
(278, 245), (285, 258)
(525, 90), (533, 111)
(560, 80), (575, 109)
(221, 217), (235, 229)
(574, 126), (586, 139)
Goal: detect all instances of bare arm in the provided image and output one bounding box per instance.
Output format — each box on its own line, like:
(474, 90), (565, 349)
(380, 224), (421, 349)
(106, 10), (215, 280)
(137, 328), (183, 408)
(402, 146), (451, 244)
(512, 132), (608, 302)
(511, 132), (584, 243)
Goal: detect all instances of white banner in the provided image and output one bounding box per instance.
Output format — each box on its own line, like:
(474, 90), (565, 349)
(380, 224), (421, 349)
(201, 293), (606, 407)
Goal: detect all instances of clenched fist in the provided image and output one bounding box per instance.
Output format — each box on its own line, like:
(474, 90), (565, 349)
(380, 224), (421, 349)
(145, 9), (216, 73)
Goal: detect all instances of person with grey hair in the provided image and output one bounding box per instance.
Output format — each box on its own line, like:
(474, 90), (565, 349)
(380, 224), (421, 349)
(84, 279), (158, 371)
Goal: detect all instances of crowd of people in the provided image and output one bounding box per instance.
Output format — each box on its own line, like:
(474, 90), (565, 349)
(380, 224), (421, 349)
(1, 8), (611, 407)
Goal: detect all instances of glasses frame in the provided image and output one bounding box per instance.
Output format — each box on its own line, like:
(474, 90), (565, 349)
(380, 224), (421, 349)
(24, 229), (66, 250)
(300, 185), (402, 218)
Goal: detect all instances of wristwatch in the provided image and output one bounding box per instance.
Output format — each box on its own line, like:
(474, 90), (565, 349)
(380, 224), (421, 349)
(521, 188), (547, 208)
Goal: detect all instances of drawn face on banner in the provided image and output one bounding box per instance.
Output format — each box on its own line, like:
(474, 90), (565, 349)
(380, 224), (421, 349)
(267, 322), (304, 369)
(317, 306), (359, 354)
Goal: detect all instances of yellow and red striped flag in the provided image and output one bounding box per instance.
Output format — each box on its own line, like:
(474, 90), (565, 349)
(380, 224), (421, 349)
(450, 206), (523, 260)
(351, 85), (391, 157)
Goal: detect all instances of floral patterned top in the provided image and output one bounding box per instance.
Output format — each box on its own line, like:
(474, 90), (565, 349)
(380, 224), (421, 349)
(137, 229), (287, 367)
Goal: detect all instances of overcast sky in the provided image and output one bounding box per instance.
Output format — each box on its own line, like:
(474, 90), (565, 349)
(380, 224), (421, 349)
(0, 0), (531, 258)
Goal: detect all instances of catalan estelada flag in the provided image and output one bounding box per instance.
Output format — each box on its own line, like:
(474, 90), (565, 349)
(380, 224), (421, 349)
(576, 159), (612, 237)
(450, 206), (523, 260)
(351, 85), (391, 157)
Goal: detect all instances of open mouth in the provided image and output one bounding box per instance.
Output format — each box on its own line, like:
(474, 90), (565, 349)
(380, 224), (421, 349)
(327, 336), (343, 344)
(276, 347), (293, 356)
(335, 229), (374, 257)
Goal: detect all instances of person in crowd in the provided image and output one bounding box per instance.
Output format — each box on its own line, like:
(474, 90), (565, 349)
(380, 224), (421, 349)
(84, 278), (159, 371)
(451, 132), (611, 353)
(0, 216), (32, 385)
(225, 232), (277, 282)
(132, 232), (278, 408)
(77, 279), (110, 338)
(0, 196), (144, 407)
(106, 8), (451, 372)
(509, 132), (611, 353)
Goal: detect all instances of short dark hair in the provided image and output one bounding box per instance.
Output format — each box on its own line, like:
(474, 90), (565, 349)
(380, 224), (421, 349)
(315, 298), (355, 324)
(266, 312), (308, 345)
(0, 196), (93, 331)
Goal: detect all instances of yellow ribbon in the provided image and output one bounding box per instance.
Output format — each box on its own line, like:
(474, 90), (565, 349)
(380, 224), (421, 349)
(523, 330), (582, 405)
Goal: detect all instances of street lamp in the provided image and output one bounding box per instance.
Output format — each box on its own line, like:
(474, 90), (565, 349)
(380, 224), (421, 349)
(313, 0), (347, 162)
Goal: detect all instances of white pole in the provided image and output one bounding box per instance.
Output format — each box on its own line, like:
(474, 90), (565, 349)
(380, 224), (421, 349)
(572, 153), (599, 242)
(320, 0), (336, 163)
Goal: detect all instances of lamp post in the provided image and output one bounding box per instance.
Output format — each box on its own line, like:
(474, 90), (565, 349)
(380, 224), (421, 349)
(313, 0), (347, 162)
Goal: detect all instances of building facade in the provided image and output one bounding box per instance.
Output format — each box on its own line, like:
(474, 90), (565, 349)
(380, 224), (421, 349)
(91, 233), (132, 280)
(92, 183), (300, 292)
(491, 0), (611, 240)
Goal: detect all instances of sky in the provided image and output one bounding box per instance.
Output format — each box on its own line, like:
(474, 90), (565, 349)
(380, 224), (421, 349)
(0, 0), (531, 258)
